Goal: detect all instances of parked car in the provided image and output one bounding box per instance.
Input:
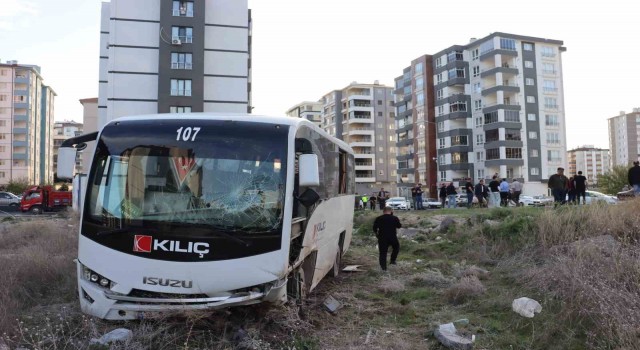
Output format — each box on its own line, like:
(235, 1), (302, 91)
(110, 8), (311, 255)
(582, 190), (618, 205)
(0, 191), (21, 207)
(386, 197), (410, 210)
(616, 188), (635, 201)
(519, 195), (552, 207)
(421, 197), (442, 209)
(444, 193), (467, 206)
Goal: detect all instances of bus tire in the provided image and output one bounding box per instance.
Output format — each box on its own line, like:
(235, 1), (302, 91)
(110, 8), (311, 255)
(287, 267), (307, 306)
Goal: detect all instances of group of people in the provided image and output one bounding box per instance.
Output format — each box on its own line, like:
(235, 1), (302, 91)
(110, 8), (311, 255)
(547, 167), (588, 205)
(436, 176), (524, 208)
(356, 188), (390, 210)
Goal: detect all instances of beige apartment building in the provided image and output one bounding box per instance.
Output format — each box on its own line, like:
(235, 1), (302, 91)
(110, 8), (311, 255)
(285, 101), (322, 127)
(567, 146), (610, 185)
(0, 60), (55, 186)
(317, 81), (397, 195)
(608, 109), (640, 167)
(53, 121), (83, 175)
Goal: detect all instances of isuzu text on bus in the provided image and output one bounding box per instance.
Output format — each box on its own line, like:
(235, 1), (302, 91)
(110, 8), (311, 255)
(57, 114), (355, 320)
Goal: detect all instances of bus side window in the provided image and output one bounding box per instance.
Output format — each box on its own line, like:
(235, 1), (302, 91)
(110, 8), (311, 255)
(338, 150), (347, 194)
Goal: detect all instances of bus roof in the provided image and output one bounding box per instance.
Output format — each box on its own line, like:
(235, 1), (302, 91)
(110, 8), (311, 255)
(109, 113), (354, 154)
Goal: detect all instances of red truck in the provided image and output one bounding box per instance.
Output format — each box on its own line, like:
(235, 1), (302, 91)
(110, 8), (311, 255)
(20, 186), (72, 214)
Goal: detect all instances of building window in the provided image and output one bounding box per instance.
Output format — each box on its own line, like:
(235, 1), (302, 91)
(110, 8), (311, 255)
(171, 26), (193, 43)
(473, 82), (481, 94)
(530, 167), (539, 175)
(436, 89), (443, 100)
(543, 80), (556, 92)
(505, 110), (520, 122)
(435, 57), (443, 68)
(416, 94), (424, 106)
(544, 97), (558, 109)
(474, 100), (482, 111)
(530, 149), (539, 157)
(500, 38), (516, 50)
(172, 1), (194, 17)
(524, 61), (534, 69)
(377, 111), (383, 117)
(474, 116), (483, 127)
(440, 171), (446, 182)
(438, 138), (445, 149)
(415, 76), (424, 91)
(548, 150), (562, 162)
(506, 148), (522, 159)
(486, 148), (500, 160)
(171, 53), (193, 69)
(527, 113), (536, 121)
(451, 136), (468, 146)
(0, 121), (5, 126)
(505, 129), (521, 141)
(526, 96), (536, 103)
(545, 114), (559, 126)
(450, 102), (467, 113)
(541, 46), (555, 57)
(437, 122), (444, 132)
(471, 48), (479, 60)
(477, 169), (485, 179)
(476, 151), (484, 161)
(0, 146), (5, 152)
(414, 62), (423, 74)
(170, 79), (192, 96)
(170, 106), (192, 113)
(529, 131), (537, 139)
(377, 100), (382, 105)
(437, 105), (444, 116)
(523, 43), (533, 51)
(378, 170), (384, 176)
(542, 63), (556, 74)
(0, 70), (6, 76)
(525, 78), (535, 86)
(0, 95), (5, 101)
(546, 132), (560, 144)
(436, 73), (443, 84)
(476, 134), (484, 145)
(448, 68), (465, 79)
(472, 66), (480, 77)
(484, 111), (498, 124)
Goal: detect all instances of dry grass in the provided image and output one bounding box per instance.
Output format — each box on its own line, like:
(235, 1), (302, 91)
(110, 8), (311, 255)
(0, 218), (78, 334)
(444, 275), (486, 305)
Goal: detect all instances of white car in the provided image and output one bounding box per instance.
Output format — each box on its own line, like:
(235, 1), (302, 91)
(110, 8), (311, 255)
(519, 195), (551, 207)
(578, 190), (618, 205)
(422, 197), (443, 209)
(386, 197), (410, 210)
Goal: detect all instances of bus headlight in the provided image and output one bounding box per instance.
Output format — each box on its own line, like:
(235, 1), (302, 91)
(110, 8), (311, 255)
(82, 265), (112, 289)
(99, 278), (110, 287)
(90, 274), (99, 282)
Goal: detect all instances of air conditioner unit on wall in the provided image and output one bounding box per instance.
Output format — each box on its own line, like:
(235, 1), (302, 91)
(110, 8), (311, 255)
(172, 38), (182, 46)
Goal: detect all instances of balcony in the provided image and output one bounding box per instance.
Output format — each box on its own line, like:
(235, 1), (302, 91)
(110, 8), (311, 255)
(12, 153), (28, 160)
(396, 138), (413, 147)
(479, 48), (518, 61)
(480, 66), (519, 78)
(397, 167), (415, 175)
(13, 89), (29, 96)
(13, 127), (27, 134)
(482, 102), (521, 114)
(347, 92), (371, 101)
(354, 163), (375, 171)
(12, 141), (27, 147)
(347, 112), (373, 124)
(350, 140), (374, 147)
(14, 114), (28, 121)
(484, 159), (524, 167)
(346, 128), (374, 136)
(396, 153), (414, 161)
(396, 123), (413, 134)
(481, 82), (520, 96)
(13, 101), (29, 109)
(14, 75), (29, 84)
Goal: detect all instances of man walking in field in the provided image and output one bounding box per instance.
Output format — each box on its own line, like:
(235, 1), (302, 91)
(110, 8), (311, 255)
(548, 167), (569, 205)
(628, 161), (640, 197)
(573, 171), (587, 204)
(373, 207), (402, 271)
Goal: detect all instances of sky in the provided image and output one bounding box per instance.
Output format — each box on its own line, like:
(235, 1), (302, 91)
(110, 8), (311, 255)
(1, 0), (639, 149)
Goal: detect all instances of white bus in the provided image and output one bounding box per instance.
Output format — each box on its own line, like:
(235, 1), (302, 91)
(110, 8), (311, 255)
(57, 114), (355, 320)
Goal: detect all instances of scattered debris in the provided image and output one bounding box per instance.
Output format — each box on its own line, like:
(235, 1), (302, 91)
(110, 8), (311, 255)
(89, 328), (133, 345)
(512, 297), (542, 318)
(364, 328), (373, 344)
(434, 322), (474, 349)
(439, 216), (456, 232)
(484, 219), (500, 227)
(416, 259), (423, 263)
(436, 236), (442, 241)
(323, 295), (342, 314)
(342, 265), (364, 272)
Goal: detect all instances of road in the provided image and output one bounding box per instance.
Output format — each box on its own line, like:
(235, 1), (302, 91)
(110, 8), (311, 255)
(0, 205), (57, 217)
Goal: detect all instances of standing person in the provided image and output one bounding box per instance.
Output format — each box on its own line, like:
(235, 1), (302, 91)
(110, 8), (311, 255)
(361, 194), (369, 210)
(488, 176), (501, 208)
(464, 178), (474, 208)
(573, 171), (588, 204)
(439, 184), (447, 209)
(548, 167), (569, 205)
(372, 207), (402, 271)
(474, 179), (488, 208)
(377, 188), (389, 210)
(499, 178), (510, 207)
(567, 176), (576, 204)
(410, 185), (418, 210)
(369, 195), (376, 210)
(446, 182), (457, 209)
(511, 178), (523, 207)
(415, 184), (424, 210)
(628, 161), (640, 197)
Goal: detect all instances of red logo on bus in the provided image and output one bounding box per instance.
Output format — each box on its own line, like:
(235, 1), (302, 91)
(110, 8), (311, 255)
(134, 235), (152, 253)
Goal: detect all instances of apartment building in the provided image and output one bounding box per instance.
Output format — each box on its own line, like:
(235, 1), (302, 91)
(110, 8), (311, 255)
(394, 55), (438, 198)
(285, 101), (322, 126)
(0, 60), (55, 185)
(98, 0), (252, 128)
(396, 33), (567, 196)
(608, 109), (640, 167)
(567, 146), (610, 185)
(53, 121), (83, 175)
(319, 82), (396, 195)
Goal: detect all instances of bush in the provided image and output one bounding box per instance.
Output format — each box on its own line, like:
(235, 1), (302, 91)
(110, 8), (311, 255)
(444, 275), (486, 305)
(597, 165), (630, 195)
(5, 177), (31, 196)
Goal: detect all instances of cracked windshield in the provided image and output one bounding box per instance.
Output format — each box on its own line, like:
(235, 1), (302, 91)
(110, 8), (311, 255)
(88, 138), (286, 233)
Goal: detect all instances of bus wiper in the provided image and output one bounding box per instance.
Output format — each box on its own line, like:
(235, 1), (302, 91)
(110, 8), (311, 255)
(96, 227), (132, 236)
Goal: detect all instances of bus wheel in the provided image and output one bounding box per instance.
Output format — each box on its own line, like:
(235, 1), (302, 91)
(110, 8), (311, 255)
(330, 249), (341, 277)
(287, 267), (307, 306)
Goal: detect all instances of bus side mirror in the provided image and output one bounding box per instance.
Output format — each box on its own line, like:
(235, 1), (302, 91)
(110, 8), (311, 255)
(297, 188), (320, 208)
(299, 154), (320, 187)
(57, 147), (77, 180)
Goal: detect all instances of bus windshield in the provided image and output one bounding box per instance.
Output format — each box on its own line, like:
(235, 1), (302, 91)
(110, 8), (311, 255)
(85, 120), (289, 234)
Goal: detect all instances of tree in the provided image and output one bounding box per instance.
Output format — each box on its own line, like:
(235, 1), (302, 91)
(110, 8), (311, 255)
(597, 166), (629, 195)
(6, 177), (31, 195)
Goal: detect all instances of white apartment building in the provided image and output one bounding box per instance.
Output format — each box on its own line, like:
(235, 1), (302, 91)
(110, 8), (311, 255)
(432, 33), (567, 196)
(53, 121), (83, 175)
(567, 146), (610, 185)
(319, 82), (397, 195)
(79, 97), (98, 173)
(286, 101), (322, 127)
(608, 109), (640, 167)
(98, 0), (252, 128)
(0, 61), (55, 185)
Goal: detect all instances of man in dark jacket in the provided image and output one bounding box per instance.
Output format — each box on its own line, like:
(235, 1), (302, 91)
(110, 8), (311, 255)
(628, 161), (640, 197)
(439, 184), (447, 208)
(548, 167), (569, 205)
(373, 207), (402, 271)
(474, 179), (488, 207)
